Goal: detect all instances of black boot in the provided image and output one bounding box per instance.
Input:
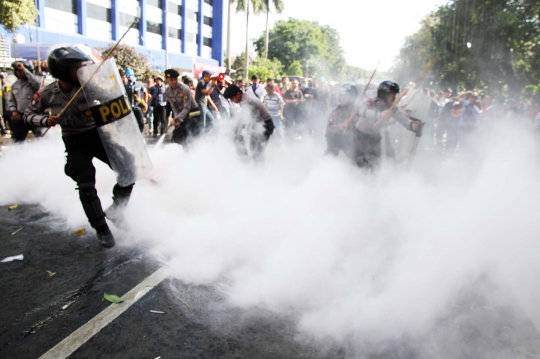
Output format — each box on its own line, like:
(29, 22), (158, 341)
(105, 184), (133, 230)
(78, 182), (115, 248)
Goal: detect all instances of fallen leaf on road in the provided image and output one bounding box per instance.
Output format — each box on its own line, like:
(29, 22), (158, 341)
(1, 254), (23, 263)
(73, 228), (86, 236)
(177, 297), (190, 309)
(47, 270), (56, 277)
(104, 293), (124, 303)
(8, 204), (18, 211)
(11, 227), (23, 235)
(61, 301), (74, 310)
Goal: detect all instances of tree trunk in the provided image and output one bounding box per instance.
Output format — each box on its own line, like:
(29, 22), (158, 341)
(264, 9), (269, 59)
(244, 1), (249, 80)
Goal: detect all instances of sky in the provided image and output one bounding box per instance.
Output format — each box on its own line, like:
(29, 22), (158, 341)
(226, 0), (449, 72)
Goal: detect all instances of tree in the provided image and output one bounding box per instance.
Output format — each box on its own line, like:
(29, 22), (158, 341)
(248, 57), (283, 80)
(392, 0), (540, 95)
(253, 18), (346, 78)
(0, 0), (37, 31)
(286, 61), (302, 76)
(101, 44), (152, 80)
(262, 0), (284, 59)
(231, 0), (265, 80)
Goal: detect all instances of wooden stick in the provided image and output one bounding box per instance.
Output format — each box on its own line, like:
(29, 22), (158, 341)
(42, 19), (138, 137)
(342, 62), (379, 130)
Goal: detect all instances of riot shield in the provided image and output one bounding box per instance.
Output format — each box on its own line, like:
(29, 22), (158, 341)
(392, 89), (435, 163)
(77, 59), (152, 186)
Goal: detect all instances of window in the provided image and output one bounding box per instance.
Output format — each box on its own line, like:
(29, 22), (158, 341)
(147, 0), (163, 8)
(120, 13), (139, 27)
(168, 27), (181, 39)
(147, 20), (163, 35)
(203, 16), (212, 27)
(186, 9), (198, 21)
(87, 3), (111, 22)
(203, 37), (212, 47)
(168, 2), (181, 15)
(46, 0), (77, 14)
(204, 0), (213, 5)
(186, 32), (195, 43)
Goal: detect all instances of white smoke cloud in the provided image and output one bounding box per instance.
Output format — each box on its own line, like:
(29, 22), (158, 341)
(1, 121), (539, 357)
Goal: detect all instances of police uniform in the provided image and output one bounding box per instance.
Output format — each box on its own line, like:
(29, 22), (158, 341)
(325, 103), (356, 157)
(8, 68), (43, 142)
(126, 79), (147, 133)
(352, 100), (416, 169)
(237, 92), (275, 160)
(164, 69), (200, 146)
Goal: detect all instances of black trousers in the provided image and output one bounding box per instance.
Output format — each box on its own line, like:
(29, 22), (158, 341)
(63, 129), (134, 229)
(234, 119), (275, 160)
(353, 128), (382, 170)
(133, 108), (145, 133)
(11, 112), (43, 143)
(153, 105), (167, 136)
(172, 111), (200, 147)
(326, 130), (353, 157)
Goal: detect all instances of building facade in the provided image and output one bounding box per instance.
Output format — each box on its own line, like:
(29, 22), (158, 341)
(3, 0), (224, 72)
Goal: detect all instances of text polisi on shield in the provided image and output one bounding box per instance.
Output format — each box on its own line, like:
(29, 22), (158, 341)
(90, 95), (132, 127)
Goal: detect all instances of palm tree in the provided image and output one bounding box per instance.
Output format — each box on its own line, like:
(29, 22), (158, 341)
(230, 0), (265, 80)
(262, 0), (284, 59)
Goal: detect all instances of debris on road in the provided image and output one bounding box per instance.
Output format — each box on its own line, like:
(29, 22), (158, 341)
(1, 254), (24, 262)
(73, 228), (86, 236)
(8, 204), (18, 211)
(11, 227), (23, 235)
(61, 301), (74, 310)
(47, 270), (56, 277)
(150, 310), (165, 314)
(177, 297), (190, 309)
(104, 293), (124, 303)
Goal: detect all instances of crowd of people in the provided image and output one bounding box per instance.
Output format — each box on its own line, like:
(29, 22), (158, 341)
(1, 44), (539, 248)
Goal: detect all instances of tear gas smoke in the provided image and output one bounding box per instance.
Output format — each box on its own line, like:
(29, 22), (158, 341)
(1, 119), (539, 357)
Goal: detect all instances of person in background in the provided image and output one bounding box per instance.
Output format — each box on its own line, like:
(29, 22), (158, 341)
(8, 61), (42, 142)
(236, 79), (245, 92)
(124, 68), (148, 133)
(266, 78), (281, 96)
(0, 72), (9, 136)
(279, 76), (290, 94)
(145, 77), (154, 134)
(246, 74), (266, 101)
(210, 74), (230, 119)
(283, 79), (304, 139)
(263, 83), (285, 140)
(148, 74), (168, 137)
(195, 70), (217, 131)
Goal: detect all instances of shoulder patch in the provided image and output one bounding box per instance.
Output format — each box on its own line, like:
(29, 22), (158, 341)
(31, 92), (41, 106)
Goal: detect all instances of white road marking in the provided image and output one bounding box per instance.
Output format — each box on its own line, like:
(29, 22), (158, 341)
(38, 265), (169, 359)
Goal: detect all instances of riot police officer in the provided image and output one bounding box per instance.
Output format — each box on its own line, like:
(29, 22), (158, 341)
(124, 68), (148, 133)
(164, 69), (200, 146)
(352, 81), (420, 170)
(24, 46), (134, 248)
(325, 84), (358, 157)
(8, 60), (42, 142)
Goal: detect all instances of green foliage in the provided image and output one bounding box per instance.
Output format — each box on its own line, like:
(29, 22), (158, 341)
(392, 0), (540, 95)
(248, 57), (283, 80)
(0, 0), (37, 31)
(286, 61), (303, 76)
(101, 44), (152, 81)
(253, 18), (346, 78)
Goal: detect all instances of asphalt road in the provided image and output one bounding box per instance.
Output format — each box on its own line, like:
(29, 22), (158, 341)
(2, 131), (540, 359)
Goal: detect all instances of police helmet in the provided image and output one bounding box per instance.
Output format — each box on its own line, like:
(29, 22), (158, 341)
(48, 46), (93, 82)
(11, 60), (34, 73)
(125, 68), (135, 77)
(338, 83), (358, 103)
(377, 81), (400, 102)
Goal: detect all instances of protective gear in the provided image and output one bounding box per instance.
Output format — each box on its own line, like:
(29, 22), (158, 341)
(96, 225), (115, 248)
(77, 58), (153, 186)
(12, 60), (34, 73)
(104, 184), (133, 230)
(338, 84), (358, 104)
(377, 81), (400, 103)
(154, 74), (164, 81)
(48, 46), (93, 83)
(125, 68), (135, 77)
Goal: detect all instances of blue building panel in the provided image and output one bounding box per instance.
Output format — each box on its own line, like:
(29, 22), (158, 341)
(0, 0), (223, 72)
